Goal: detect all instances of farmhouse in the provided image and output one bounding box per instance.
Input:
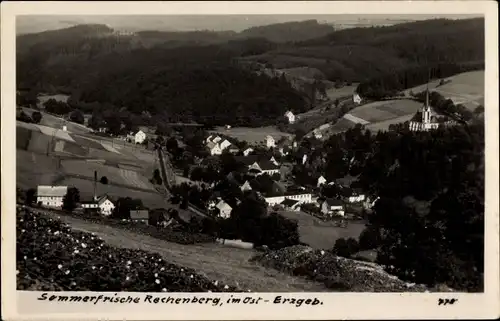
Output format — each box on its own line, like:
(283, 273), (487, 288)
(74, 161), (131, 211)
(219, 139), (232, 151)
(266, 135), (275, 148)
(258, 160), (280, 176)
(36, 185), (68, 208)
(207, 141), (222, 155)
(130, 210), (149, 223)
(353, 93), (363, 104)
(284, 110), (296, 124)
(134, 130), (147, 144)
(264, 190), (313, 207)
(321, 198), (345, 216)
(317, 175), (327, 187)
(97, 195), (115, 216)
(409, 91), (440, 132)
(80, 194), (115, 216)
(215, 200), (233, 219)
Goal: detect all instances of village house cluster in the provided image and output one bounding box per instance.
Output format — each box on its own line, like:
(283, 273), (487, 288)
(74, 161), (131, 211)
(178, 130), (376, 221)
(35, 185), (151, 221)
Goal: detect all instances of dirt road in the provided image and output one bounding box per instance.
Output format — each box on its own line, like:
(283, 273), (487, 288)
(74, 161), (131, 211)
(45, 212), (327, 292)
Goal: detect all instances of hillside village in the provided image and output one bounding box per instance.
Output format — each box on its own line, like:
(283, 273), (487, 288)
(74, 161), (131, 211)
(14, 16), (486, 294)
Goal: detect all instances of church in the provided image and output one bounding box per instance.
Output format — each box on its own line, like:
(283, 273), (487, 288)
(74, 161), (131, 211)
(408, 90), (440, 132)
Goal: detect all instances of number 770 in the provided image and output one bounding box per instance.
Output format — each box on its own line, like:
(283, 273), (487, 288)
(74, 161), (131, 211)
(438, 298), (458, 306)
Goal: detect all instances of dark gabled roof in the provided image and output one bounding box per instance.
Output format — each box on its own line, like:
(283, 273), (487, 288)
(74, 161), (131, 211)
(234, 155), (260, 166)
(281, 198), (299, 207)
(259, 159), (280, 171)
(325, 198), (344, 207)
(285, 185), (309, 195)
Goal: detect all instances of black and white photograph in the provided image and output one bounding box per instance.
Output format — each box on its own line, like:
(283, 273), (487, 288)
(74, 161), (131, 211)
(2, 1), (499, 320)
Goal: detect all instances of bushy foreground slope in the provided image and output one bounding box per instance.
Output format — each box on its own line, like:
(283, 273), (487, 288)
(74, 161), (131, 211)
(16, 207), (239, 292)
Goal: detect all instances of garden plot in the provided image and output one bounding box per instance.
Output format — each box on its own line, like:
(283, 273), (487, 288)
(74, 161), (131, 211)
(71, 135), (107, 150)
(343, 113), (370, 125)
(100, 141), (121, 154)
(61, 159), (155, 191)
(36, 124), (75, 142)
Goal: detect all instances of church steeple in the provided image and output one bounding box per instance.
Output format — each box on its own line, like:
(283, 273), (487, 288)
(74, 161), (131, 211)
(422, 68), (432, 124)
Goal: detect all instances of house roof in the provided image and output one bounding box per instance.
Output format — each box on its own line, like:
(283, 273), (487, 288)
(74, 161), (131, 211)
(325, 198), (344, 207)
(234, 155), (260, 166)
(216, 200), (232, 210)
(240, 181), (252, 190)
(130, 210), (149, 220)
(259, 159), (280, 171)
(207, 141), (219, 150)
(37, 185), (68, 197)
(97, 194), (113, 206)
(281, 198), (299, 207)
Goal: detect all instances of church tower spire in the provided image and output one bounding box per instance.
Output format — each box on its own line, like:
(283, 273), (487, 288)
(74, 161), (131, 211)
(422, 67), (432, 124)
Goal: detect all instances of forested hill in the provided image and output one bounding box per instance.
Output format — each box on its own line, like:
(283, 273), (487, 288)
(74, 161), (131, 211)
(243, 18), (484, 83)
(17, 18), (484, 127)
(239, 20), (336, 43)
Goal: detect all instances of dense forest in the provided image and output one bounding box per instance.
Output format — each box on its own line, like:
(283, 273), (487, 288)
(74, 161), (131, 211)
(16, 18), (484, 127)
(247, 18), (484, 83)
(295, 119), (484, 291)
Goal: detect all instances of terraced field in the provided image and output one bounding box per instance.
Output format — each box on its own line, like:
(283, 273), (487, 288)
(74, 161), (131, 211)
(16, 121), (162, 205)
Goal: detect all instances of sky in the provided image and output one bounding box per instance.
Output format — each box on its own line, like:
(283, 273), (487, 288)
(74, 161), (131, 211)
(16, 14), (481, 35)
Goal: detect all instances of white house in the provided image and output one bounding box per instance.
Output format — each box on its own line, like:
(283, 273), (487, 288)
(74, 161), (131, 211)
(269, 156), (279, 166)
(97, 195), (115, 216)
(317, 175), (327, 187)
(240, 181), (253, 192)
(207, 141), (222, 155)
(251, 160), (280, 176)
(216, 200), (232, 219)
(264, 193), (312, 207)
(134, 130), (147, 144)
(353, 93), (362, 104)
(266, 135), (275, 149)
(212, 136), (222, 144)
(37, 185), (68, 208)
(80, 195), (115, 216)
(219, 139), (232, 151)
(243, 148), (254, 156)
(321, 198), (345, 216)
(284, 110), (296, 124)
(345, 192), (366, 203)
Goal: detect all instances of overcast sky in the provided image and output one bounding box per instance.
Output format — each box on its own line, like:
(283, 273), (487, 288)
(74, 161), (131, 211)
(16, 14), (481, 34)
